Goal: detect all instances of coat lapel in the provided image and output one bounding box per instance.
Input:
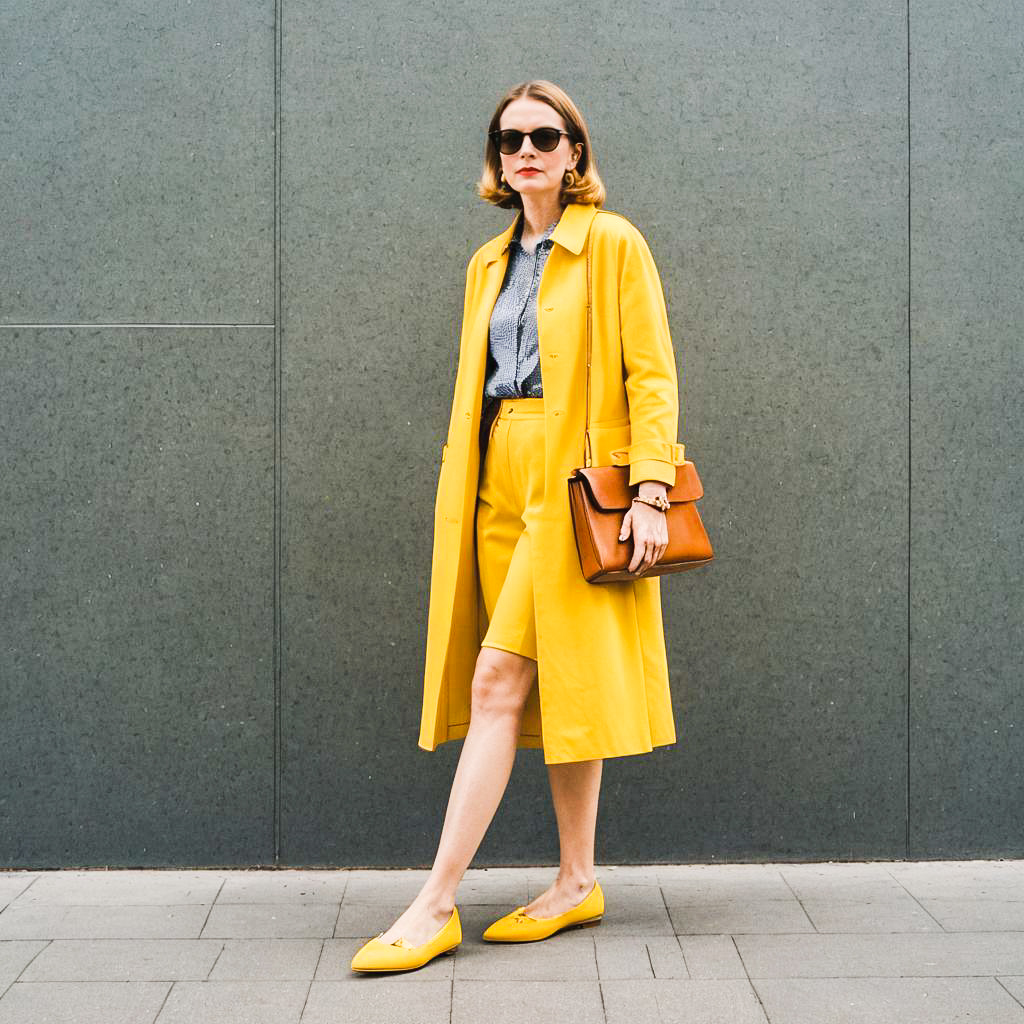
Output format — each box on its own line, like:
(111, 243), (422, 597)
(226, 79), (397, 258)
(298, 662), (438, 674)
(480, 201), (596, 267)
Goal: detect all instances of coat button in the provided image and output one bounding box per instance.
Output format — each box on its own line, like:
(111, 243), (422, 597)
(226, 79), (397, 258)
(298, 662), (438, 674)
(543, 305), (554, 311)
(548, 352), (558, 359)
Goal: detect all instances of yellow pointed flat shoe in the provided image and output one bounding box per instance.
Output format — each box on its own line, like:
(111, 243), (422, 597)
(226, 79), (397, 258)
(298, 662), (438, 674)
(482, 880), (604, 942)
(350, 906), (461, 972)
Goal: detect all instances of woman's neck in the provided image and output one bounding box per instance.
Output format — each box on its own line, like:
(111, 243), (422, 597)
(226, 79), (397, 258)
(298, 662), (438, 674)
(518, 200), (565, 251)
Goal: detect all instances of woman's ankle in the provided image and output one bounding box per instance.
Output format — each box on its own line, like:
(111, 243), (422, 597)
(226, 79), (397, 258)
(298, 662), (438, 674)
(555, 870), (596, 894)
(416, 886), (456, 916)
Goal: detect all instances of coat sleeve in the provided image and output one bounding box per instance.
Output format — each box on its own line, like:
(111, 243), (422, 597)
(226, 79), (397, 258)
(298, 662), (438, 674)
(611, 225), (686, 487)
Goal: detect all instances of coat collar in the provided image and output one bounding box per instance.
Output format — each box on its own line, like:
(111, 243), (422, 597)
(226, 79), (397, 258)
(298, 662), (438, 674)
(482, 202), (598, 265)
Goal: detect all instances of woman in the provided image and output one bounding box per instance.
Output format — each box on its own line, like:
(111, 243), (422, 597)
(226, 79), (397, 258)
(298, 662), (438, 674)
(351, 80), (685, 973)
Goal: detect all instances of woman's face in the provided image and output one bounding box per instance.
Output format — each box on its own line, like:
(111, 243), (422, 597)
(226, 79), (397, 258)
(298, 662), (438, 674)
(497, 97), (583, 204)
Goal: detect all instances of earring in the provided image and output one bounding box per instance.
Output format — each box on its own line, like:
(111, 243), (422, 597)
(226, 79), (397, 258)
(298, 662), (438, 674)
(500, 170), (506, 183)
(563, 168), (576, 186)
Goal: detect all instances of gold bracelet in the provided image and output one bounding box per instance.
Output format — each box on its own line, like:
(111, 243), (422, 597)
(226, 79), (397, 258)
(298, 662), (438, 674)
(632, 494), (670, 512)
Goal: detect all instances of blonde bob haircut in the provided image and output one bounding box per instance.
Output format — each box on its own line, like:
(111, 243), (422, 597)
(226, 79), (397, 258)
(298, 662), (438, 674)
(477, 80), (606, 210)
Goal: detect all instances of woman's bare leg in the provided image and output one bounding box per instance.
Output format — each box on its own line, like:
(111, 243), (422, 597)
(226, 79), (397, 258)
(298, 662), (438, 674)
(376, 646), (536, 945)
(520, 758), (602, 918)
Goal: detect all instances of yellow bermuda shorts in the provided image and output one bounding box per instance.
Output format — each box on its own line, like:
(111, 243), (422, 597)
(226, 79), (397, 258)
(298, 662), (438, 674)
(475, 396), (546, 661)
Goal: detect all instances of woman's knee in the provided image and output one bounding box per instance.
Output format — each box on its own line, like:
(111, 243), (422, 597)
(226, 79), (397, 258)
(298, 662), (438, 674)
(471, 647), (536, 721)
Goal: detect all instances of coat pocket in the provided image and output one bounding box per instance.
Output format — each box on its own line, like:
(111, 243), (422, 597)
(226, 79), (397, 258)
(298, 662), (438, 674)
(588, 419), (631, 467)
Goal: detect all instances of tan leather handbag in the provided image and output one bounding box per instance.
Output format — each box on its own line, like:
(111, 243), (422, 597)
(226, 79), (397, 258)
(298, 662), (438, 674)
(567, 226), (714, 583)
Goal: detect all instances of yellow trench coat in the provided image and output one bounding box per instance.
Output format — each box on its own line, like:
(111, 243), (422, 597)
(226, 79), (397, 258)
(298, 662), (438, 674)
(418, 201), (686, 764)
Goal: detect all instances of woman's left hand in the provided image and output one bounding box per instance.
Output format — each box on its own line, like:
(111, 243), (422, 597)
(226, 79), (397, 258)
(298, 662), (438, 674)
(618, 497), (669, 576)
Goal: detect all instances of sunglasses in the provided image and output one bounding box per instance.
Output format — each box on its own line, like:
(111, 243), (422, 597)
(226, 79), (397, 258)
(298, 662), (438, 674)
(489, 127), (572, 154)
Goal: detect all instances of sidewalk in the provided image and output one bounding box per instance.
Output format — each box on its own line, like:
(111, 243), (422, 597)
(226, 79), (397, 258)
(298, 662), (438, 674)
(1, 860), (1023, 1023)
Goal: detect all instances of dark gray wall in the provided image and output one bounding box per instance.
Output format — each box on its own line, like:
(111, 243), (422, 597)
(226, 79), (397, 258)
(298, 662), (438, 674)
(1, 0), (1020, 868)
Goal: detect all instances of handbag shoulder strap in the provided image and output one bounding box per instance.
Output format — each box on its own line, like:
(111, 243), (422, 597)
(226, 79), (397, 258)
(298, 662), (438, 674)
(583, 223), (593, 468)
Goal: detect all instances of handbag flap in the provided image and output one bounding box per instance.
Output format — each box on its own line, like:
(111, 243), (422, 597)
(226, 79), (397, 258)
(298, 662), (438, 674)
(569, 461), (704, 511)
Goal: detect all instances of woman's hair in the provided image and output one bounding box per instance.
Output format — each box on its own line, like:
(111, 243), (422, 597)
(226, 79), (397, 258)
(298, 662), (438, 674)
(477, 80), (606, 209)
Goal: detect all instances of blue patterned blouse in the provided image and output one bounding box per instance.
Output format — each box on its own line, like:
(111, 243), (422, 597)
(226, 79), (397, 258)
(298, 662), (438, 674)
(482, 211), (561, 411)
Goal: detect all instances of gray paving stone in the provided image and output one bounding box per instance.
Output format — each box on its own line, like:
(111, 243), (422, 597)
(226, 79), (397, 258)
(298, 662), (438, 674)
(735, 931), (1024, 977)
(456, 867), (531, 904)
(666, 898), (815, 934)
(591, 882), (675, 935)
(19, 937), (221, 981)
(752, 976), (1024, 1023)
(302, 980), (452, 1022)
(215, 871), (348, 904)
(659, 865), (793, 901)
(0, 903), (208, 939)
(0, 981), (169, 1024)
(885, 861), (1024, 901)
(0, 939), (46, 989)
(599, 979), (662, 1023)
(779, 862), (914, 901)
(602, 978), (770, 1023)
(453, 927), (598, 979)
(594, 934), (689, 979)
(208, 938), (325, 980)
(592, 865), (663, 885)
(452, 979), (605, 1023)
(201, 903), (338, 939)
(593, 933), (657, 979)
(647, 936), (693, 980)
(0, 874), (39, 907)
(800, 896), (943, 932)
(339, 869), (434, 903)
(5, 863), (1024, 1022)
(153, 980), (308, 1023)
(999, 976), (1024, 1002)
(677, 934), (749, 979)
(334, 900), (414, 938)
(9, 870), (224, 906)
(921, 898), (1024, 931)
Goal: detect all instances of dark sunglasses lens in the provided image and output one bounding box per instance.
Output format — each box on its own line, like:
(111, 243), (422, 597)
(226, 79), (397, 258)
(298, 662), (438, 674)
(495, 130), (523, 154)
(532, 128), (562, 151)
